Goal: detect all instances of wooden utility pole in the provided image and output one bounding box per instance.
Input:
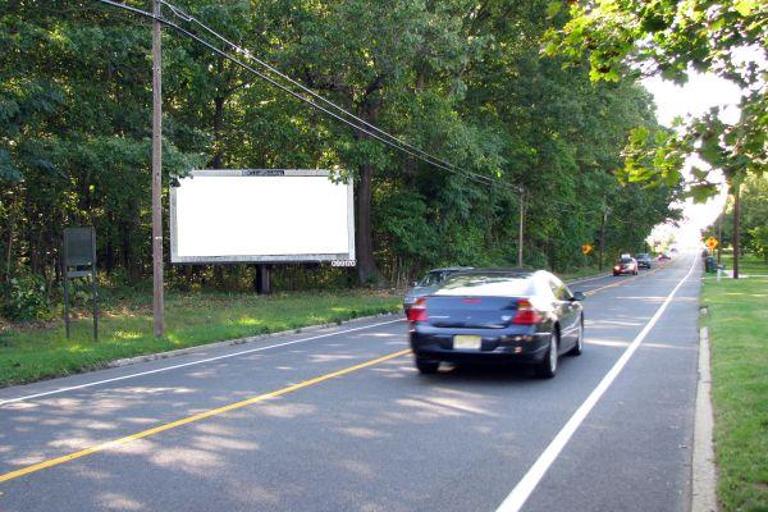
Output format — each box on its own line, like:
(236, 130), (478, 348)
(732, 180), (741, 280)
(517, 186), (525, 268)
(598, 204), (609, 271)
(152, 0), (165, 336)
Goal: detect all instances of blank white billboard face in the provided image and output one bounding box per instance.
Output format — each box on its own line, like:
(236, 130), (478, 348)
(170, 170), (355, 263)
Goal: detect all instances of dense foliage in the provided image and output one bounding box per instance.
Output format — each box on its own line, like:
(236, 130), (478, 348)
(1, 0), (680, 317)
(546, 0), (767, 200)
(705, 174), (768, 260)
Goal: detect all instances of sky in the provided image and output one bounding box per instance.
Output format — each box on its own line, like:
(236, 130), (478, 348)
(640, 73), (743, 249)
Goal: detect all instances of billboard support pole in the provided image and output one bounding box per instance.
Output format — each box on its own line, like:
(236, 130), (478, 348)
(256, 265), (271, 295)
(151, 0), (165, 337)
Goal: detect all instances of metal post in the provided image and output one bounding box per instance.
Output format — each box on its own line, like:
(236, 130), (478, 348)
(517, 186), (524, 268)
(152, 0), (165, 336)
(91, 229), (99, 342)
(62, 256), (70, 339)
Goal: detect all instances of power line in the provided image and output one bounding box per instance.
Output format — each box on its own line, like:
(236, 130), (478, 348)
(160, 0), (499, 187)
(95, 0), (514, 192)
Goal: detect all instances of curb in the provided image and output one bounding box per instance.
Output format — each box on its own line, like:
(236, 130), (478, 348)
(107, 311), (401, 369)
(692, 326), (718, 512)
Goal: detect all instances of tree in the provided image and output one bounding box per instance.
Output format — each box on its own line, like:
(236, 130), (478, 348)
(0, 0), (682, 301)
(545, 0), (767, 277)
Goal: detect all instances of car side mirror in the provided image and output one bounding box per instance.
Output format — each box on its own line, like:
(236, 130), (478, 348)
(571, 291), (586, 302)
(411, 281), (418, 287)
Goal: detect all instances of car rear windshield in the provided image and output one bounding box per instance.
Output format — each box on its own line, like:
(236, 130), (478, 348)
(620, 257), (633, 263)
(418, 271), (445, 286)
(636, 253), (649, 259)
(434, 274), (534, 297)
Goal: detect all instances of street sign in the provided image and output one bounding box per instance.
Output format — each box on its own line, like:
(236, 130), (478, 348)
(705, 237), (719, 251)
(62, 227), (98, 341)
(581, 243), (593, 255)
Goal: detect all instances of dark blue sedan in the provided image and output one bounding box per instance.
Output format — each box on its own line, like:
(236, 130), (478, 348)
(407, 270), (585, 378)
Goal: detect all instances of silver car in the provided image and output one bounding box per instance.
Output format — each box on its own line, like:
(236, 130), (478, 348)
(403, 267), (474, 313)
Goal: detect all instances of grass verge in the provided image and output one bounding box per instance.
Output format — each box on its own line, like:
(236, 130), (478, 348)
(701, 254), (768, 511)
(717, 251), (768, 275)
(0, 289), (401, 388)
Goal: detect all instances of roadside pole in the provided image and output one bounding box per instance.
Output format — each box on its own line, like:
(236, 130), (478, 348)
(152, 0), (165, 337)
(598, 203), (610, 271)
(732, 180), (740, 280)
(517, 186), (525, 268)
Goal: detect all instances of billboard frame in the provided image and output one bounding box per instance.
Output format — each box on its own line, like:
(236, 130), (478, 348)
(169, 169), (355, 264)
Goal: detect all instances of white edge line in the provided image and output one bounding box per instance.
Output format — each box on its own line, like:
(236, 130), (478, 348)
(495, 256), (699, 512)
(0, 262), (674, 407)
(0, 318), (404, 406)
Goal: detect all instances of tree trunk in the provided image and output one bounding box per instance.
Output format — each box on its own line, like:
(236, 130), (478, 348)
(732, 180), (741, 280)
(354, 98), (384, 286)
(355, 162), (381, 285)
(121, 222), (133, 280)
(5, 221), (13, 283)
(211, 94), (225, 169)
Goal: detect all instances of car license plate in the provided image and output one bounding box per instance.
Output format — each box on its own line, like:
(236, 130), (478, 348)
(454, 335), (481, 350)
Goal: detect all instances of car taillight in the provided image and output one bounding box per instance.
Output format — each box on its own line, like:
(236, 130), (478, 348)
(407, 297), (428, 322)
(614, 265), (621, 271)
(512, 299), (542, 325)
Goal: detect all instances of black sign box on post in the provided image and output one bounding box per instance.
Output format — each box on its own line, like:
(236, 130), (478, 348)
(62, 227), (98, 341)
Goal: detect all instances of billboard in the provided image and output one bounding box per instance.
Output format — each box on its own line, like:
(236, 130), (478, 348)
(170, 170), (355, 264)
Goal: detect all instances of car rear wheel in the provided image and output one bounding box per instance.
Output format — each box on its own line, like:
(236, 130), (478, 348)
(415, 357), (440, 374)
(536, 333), (558, 378)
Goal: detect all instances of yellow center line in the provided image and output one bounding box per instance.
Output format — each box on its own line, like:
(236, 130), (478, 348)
(0, 348), (412, 484)
(1, 263), (673, 485)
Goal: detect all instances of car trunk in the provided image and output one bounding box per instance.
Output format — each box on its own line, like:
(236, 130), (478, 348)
(424, 296), (520, 329)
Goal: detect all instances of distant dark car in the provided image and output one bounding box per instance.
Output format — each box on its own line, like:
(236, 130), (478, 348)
(635, 253), (653, 269)
(657, 252), (671, 261)
(407, 270), (585, 378)
(403, 267), (473, 313)
(613, 255), (638, 276)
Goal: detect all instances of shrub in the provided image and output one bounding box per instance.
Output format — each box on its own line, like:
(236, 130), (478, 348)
(1, 273), (51, 321)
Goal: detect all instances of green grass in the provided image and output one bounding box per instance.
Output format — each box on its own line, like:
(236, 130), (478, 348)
(701, 255), (768, 511)
(0, 289), (401, 388)
(717, 252), (768, 275)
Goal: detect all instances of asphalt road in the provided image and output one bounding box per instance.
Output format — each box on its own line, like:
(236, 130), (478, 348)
(0, 255), (702, 512)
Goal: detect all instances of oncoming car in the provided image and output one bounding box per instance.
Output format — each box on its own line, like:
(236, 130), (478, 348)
(403, 267), (473, 313)
(407, 269), (585, 378)
(635, 253), (653, 269)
